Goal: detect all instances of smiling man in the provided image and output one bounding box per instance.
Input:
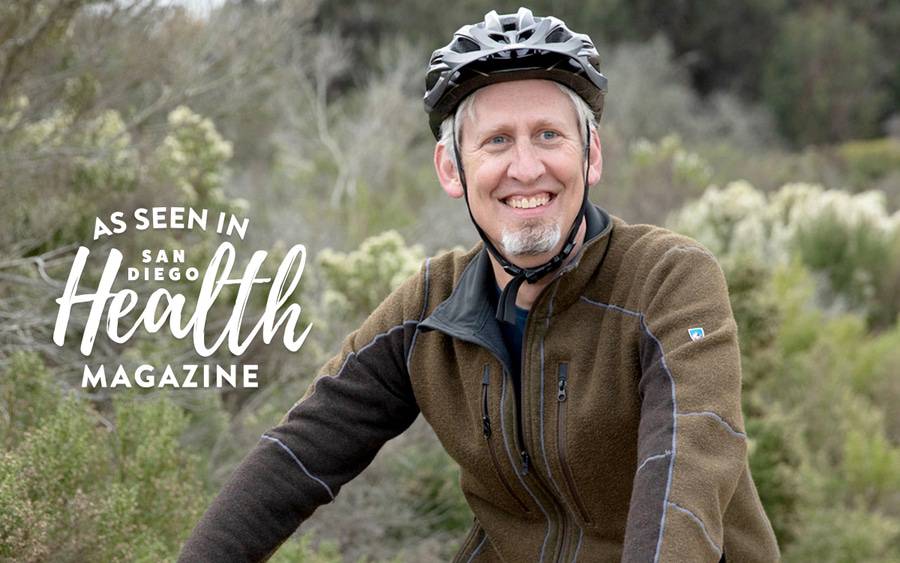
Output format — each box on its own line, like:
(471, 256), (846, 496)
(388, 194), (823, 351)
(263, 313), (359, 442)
(180, 8), (780, 562)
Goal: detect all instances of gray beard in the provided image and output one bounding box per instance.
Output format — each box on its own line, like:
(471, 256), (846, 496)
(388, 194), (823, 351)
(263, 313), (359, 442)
(500, 221), (561, 257)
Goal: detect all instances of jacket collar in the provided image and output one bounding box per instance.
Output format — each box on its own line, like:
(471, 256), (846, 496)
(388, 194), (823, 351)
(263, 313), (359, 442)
(419, 204), (613, 362)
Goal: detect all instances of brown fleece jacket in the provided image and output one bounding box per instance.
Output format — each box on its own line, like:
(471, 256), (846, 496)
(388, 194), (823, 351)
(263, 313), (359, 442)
(179, 205), (780, 562)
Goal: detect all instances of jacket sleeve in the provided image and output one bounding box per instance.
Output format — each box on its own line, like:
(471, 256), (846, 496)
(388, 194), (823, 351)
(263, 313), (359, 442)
(178, 266), (428, 562)
(622, 244), (747, 562)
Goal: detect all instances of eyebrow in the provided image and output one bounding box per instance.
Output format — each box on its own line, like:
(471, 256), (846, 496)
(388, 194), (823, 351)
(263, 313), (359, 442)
(474, 117), (570, 138)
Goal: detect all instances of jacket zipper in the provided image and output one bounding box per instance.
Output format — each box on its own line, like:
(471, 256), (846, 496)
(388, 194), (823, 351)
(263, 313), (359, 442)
(513, 328), (531, 478)
(553, 363), (569, 562)
(504, 306), (569, 562)
(516, 317), (570, 562)
(482, 364), (530, 513)
(507, 348), (530, 477)
(557, 362), (592, 524)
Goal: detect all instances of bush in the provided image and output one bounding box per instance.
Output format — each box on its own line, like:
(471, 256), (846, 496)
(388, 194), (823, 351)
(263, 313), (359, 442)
(155, 105), (236, 210)
(317, 230), (425, 319)
(838, 138), (900, 189)
(0, 351), (60, 449)
(390, 440), (471, 536)
(782, 506), (900, 563)
(745, 266), (900, 561)
(670, 181), (900, 327)
(268, 534), (343, 563)
(612, 134), (713, 224)
(0, 353), (207, 561)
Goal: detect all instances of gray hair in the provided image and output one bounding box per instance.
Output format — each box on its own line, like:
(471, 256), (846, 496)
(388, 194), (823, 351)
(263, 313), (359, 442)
(437, 82), (597, 172)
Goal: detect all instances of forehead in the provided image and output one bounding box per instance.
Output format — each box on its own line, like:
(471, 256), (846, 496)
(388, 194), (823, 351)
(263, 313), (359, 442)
(465, 79), (579, 134)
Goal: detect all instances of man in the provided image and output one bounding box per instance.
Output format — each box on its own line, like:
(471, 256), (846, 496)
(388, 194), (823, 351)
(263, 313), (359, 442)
(180, 8), (780, 562)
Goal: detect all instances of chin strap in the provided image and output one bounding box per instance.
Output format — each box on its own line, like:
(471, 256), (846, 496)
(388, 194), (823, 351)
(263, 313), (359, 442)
(453, 119), (592, 323)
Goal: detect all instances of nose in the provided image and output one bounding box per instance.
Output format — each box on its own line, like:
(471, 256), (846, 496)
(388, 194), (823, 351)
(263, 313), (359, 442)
(506, 140), (546, 184)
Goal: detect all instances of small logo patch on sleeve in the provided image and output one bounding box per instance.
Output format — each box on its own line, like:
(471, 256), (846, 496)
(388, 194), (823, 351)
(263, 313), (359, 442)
(688, 327), (705, 341)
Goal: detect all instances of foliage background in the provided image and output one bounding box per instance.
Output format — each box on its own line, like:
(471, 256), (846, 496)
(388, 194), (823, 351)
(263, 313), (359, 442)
(0, 1), (898, 561)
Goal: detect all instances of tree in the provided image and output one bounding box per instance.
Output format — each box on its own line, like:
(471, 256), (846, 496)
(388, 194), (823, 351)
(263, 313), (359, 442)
(762, 6), (888, 144)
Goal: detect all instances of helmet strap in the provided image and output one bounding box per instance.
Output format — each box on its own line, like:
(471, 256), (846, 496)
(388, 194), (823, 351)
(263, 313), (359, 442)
(452, 118), (592, 323)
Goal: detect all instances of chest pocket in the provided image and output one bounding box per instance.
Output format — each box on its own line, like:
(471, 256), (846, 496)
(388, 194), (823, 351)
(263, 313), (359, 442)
(549, 359), (640, 533)
(555, 361), (593, 524)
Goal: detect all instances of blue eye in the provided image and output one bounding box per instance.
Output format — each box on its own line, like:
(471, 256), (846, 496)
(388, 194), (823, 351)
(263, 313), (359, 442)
(541, 131), (559, 140)
(489, 135), (507, 144)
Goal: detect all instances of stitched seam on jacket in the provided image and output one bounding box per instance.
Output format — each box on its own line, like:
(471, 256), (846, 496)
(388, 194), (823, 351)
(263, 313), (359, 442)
(467, 533), (488, 563)
(499, 361), (552, 562)
(572, 527), (584, 562)
(667, 501), (722, 556)
(331, 321), (418, 388)
(299, 320), (420, 412)
(639, 314), (678, 563)
(678, 411), (746, 439)
(580, 296), (641, 318)
(260, 434), (336, 500)
(406, 258), (431, 374)
(578, 297), (677, 563)
(636, 451), (671, 474)
(278, 320), (419, 495)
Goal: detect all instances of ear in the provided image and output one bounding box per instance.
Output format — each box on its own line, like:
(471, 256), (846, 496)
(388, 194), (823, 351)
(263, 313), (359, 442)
(587, 125), (603, 187)
(434, 141), (465, 199)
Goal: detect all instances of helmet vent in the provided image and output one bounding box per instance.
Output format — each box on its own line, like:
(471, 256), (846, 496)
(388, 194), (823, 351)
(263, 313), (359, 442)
(489, 32), (509, 43)
(545, 27), (571, 44)
(518, 29), (534, 41)
(453, 37), (481, 53)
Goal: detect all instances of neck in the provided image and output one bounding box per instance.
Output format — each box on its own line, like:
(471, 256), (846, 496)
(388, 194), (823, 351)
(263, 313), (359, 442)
(489, 219), (588, 310)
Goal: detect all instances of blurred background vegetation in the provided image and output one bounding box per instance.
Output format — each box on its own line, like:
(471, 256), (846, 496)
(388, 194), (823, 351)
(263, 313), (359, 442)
(0, 0), (898, 561)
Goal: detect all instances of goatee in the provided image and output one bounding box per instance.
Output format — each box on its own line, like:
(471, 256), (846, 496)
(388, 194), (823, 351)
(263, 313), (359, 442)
(501, 220), (561, 256)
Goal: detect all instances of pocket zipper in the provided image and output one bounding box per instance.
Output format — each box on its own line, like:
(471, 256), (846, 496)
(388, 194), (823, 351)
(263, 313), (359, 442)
(557, 362), (592, 524)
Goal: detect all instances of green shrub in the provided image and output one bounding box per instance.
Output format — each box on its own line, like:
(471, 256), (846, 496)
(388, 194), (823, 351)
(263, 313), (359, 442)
(0, 351), (60, 449)
(154, 105), (237, 211)
(268, 534), (343, 563)
(838, 138), (900, 189)
(670, 181), (900, 327)
(317, 230), (425, 319)
(667, 180), (775, 267)
(782, 505), (900, 563)
(746, 413), (804, 545)
(390, 442), (471, 536)
(0, 353), (207, 561)
(720, 255), (782, 416)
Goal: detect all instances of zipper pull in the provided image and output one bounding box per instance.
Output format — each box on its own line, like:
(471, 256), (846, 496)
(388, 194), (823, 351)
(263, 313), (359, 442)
(481, 365), (492, 438)
(557, 363), (568, 402)
(521, 450), (530, 475)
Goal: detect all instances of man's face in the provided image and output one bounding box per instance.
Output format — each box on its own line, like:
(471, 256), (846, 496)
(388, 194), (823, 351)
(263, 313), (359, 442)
(435, 79), (602, 268)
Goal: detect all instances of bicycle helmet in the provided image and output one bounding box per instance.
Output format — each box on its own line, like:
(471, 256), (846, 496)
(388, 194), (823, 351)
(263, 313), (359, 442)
(424, 7), (607, 139)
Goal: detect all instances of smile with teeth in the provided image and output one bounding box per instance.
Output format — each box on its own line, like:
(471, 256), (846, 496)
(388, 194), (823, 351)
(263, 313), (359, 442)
(504, 193), (552, 209)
